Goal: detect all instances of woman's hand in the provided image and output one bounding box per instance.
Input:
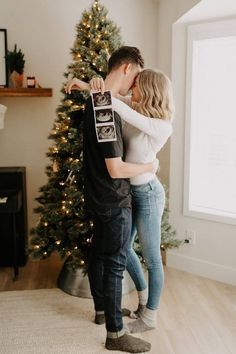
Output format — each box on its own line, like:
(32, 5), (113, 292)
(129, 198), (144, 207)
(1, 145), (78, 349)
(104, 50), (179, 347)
(89, 77), (105, 93)
(65, 78), (90, 94)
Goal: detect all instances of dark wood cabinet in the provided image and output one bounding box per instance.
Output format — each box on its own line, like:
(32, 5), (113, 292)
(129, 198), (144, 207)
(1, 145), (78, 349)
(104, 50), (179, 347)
(0, 167), (28, 270)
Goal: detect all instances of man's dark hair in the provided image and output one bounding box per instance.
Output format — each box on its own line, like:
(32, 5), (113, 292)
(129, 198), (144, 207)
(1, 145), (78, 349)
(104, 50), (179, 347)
(107, 46), (144, 73)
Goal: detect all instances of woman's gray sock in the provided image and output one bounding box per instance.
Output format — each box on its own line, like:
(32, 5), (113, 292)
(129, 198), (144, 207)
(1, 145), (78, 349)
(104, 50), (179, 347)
(126, 308), (157, 333)
(126, 317), (156, 333)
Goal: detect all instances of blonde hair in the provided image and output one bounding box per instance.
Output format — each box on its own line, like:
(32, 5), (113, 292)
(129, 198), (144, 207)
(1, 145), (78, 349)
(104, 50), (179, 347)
(132, 69), (175, 121)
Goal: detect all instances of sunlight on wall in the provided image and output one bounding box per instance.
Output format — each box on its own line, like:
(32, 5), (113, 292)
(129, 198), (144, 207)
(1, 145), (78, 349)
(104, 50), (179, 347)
(185, 24), (236, 223)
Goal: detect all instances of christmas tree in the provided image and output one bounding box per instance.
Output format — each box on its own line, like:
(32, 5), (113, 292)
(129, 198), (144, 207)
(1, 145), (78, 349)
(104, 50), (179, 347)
(160, 185), (183, 251)
(29, 0), (122, 271)
(30, 0), (182, 272)
(161, 209), (182, 250)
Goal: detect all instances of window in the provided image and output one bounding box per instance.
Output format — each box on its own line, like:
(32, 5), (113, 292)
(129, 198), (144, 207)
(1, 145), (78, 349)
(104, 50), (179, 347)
(184, 19), (236, 225)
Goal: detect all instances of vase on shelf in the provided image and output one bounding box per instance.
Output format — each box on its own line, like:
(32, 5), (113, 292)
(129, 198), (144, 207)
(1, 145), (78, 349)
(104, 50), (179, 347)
(9, 71), (24, 88)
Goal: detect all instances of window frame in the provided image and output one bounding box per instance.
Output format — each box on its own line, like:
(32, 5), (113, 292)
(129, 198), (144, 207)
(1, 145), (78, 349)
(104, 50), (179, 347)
(183, 18), (236, 225)
(0, 29), (8, 87)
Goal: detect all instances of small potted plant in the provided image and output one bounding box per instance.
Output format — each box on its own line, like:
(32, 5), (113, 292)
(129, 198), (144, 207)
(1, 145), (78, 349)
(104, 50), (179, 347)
(6, 44), (25, 88)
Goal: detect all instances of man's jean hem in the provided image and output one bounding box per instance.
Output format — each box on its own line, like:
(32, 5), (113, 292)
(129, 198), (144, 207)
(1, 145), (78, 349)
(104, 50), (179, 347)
(107, 328), (125, 339)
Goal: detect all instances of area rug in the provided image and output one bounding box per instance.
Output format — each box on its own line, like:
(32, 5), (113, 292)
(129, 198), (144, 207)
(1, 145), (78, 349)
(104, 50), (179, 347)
(0, 288), (139, 354)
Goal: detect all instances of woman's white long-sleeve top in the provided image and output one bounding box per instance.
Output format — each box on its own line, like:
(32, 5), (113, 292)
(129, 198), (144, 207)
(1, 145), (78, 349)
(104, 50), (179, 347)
(112, 97), (173, 185)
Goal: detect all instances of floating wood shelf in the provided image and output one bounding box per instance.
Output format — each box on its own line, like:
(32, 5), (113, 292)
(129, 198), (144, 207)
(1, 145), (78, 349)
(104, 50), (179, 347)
(0, 88), (53, 97)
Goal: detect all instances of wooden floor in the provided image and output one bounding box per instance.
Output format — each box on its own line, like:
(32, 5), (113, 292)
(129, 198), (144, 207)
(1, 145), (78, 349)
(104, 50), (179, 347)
(0, 254), (236, 354)
(0, 253), (63, 291)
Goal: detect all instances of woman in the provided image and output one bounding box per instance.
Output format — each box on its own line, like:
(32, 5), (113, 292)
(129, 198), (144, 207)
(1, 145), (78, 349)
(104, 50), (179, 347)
(66, 69), (174, 333)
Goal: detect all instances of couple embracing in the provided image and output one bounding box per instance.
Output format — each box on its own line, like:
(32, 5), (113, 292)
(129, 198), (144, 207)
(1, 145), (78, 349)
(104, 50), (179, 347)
(66, 46), (174, 353)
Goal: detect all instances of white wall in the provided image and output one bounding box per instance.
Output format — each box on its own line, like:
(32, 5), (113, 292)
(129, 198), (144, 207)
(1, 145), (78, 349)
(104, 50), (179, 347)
(154, 0), (200, 186)
(168, 0), (236, 285)
(0, 0), (158, 229)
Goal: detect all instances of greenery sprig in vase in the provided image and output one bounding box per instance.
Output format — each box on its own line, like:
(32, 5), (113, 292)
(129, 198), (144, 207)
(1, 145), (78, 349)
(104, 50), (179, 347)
(6, 44), (25, 88)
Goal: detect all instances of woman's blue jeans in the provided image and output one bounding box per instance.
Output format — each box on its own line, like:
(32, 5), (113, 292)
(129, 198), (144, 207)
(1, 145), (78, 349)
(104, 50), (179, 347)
(126, 177), (165, 310)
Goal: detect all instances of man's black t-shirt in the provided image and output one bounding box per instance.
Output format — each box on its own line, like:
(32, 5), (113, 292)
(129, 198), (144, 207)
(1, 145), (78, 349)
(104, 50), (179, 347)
(83, 97), (131, 211)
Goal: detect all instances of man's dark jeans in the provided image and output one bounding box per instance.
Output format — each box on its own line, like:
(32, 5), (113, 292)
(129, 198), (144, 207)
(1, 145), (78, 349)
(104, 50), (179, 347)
(88, 206), (132, 333)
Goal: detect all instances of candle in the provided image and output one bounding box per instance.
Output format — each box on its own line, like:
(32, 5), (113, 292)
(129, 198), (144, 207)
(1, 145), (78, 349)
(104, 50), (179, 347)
(27, 76), (36, 88)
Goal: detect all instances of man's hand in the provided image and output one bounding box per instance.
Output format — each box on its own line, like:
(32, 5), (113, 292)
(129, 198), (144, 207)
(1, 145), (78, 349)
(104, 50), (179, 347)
(105, 157), (159, 179)
(89, 77), (105, 93)
(65, 78), (90, 94)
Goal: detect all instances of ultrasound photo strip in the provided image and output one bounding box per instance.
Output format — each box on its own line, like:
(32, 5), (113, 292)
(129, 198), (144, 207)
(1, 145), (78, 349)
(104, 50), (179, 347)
(91, 90), (117, 142)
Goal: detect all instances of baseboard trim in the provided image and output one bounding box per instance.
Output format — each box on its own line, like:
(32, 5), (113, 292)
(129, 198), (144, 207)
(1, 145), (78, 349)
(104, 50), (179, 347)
(167, 252), (236, 286)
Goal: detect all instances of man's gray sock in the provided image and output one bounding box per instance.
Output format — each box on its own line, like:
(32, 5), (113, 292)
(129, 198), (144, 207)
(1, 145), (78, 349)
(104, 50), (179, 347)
(105, 333), (151, 353)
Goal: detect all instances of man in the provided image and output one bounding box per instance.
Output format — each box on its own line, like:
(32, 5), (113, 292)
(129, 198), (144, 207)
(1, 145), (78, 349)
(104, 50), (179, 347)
(82, 46), (155, 353)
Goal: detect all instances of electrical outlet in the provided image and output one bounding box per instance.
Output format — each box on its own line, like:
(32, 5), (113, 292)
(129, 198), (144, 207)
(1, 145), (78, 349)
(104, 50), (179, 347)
(184, 230), (196, 245)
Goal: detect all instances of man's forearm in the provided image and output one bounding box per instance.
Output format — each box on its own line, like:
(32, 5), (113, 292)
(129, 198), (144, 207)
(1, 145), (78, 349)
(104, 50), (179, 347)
(110, 160), (154, 179)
